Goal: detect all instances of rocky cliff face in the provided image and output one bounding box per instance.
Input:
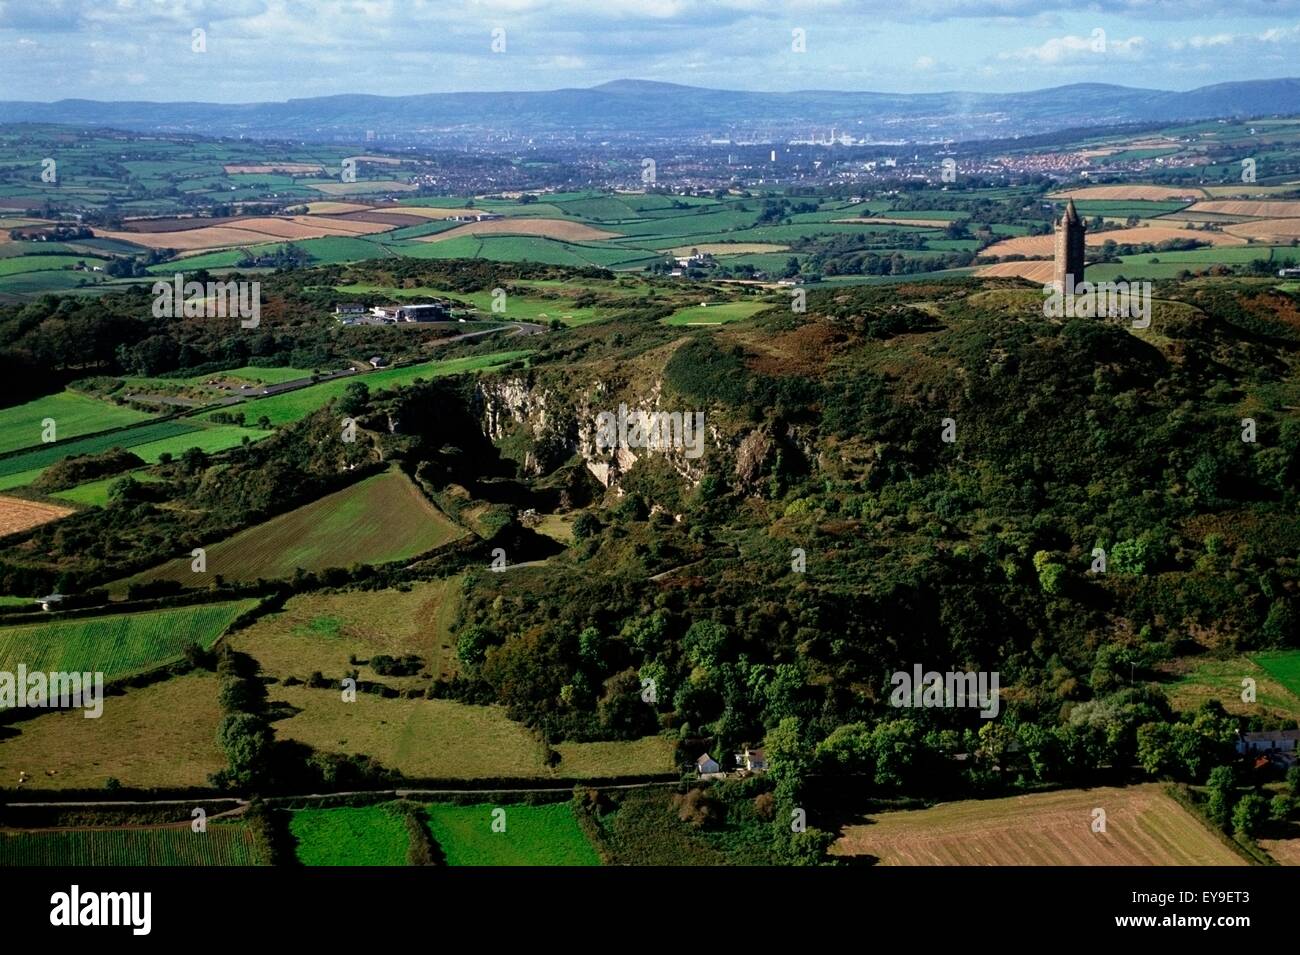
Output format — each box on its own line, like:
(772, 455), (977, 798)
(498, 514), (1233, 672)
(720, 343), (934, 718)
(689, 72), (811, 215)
(473, 373), (811, 497)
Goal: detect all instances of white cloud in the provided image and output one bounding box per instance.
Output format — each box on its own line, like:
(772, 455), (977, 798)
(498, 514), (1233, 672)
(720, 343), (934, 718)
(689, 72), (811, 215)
(1000, 32), (1144, 63)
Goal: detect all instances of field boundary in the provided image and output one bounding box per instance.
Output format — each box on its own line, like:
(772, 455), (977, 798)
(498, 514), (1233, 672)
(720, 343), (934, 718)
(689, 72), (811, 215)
(0, 777), (682, 806)
(1163, 783), (1273, 866)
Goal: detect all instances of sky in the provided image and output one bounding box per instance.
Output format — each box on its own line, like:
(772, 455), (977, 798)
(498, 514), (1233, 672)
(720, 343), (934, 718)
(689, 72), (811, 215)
(3, 0), (1300, 102)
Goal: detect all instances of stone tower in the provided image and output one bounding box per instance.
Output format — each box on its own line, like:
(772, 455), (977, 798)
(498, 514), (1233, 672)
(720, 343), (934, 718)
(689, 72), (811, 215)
(1053, 198), (1086, 291)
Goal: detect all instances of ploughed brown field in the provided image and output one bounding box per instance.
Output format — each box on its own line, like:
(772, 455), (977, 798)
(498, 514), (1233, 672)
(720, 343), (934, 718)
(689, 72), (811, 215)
(414, 218), (620, 243)
(116, 215), (246, 233)
(1224, 218), (1300, 241)
(1048, 185), (1205, 201)
(1187, 200), (1300, 218)
(96, 214), (396, 251)
(0, 495), (73, 536)
(831, 784), (1245, 866)
(974, 260), (1056, 282)
(302, 201), (374, 215)
(326, 211), (427, 227)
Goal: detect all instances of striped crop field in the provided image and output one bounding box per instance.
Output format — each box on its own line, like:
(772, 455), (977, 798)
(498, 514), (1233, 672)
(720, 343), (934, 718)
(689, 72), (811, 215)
(0, 599), (258, 683)
(0, 824), (264, 865)
(831, 784), (1245, 866)
(0, 420), (199, 478)
(120, 469), (463, 587)
(0, 391), (153, 457)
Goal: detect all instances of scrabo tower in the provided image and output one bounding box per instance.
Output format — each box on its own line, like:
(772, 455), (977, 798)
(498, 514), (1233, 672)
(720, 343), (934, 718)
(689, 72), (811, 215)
(1053, 198), (1086, 291)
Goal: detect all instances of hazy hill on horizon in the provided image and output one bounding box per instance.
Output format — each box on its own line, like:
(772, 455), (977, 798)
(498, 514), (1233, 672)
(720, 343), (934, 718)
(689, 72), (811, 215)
(4, 77), (1300, 143)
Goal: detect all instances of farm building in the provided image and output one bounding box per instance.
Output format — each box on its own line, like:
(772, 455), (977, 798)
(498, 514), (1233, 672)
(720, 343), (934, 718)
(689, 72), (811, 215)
(334, 303), (367, 315)
(735, 747), (767, 773)
(696, 753), (721, 777)
(1237, 729), (1300, 754)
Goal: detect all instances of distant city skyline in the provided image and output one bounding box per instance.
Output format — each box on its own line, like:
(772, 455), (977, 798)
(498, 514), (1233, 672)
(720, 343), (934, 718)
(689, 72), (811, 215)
(4, 1), (1300, 103)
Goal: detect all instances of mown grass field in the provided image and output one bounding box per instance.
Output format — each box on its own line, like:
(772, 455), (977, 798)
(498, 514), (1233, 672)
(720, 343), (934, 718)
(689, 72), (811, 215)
(199, 351), (529, 426)
(831, 785), (1245, 865)
(0, 599), (258, 682)
(0, 391), (151, 456)
(424, 802), (600, 866)
(0, 670), (226, 791)
(231, 577), (463, 684)
(290, 806), (409, 866)
(0, 823), (264, 865)
(121, 469), (462, 587)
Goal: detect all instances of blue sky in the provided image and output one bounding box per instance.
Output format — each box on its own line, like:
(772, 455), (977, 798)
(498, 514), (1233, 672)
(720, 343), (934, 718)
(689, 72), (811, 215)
(3, 0), (1300, 101)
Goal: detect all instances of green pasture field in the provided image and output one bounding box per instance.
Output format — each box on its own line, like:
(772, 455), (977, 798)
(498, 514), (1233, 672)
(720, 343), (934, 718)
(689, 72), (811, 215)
(0, 824), (265, 866)
(0, 254), (108, 275)
(186, 365), (318, 385)
(230, 576), (463, 684)
(290, 806), (410, 866)
(0, 391), (152, 456)
(263, 686), (675, 780)
(120, 469), (461, 587)
(1250, 650), (1300, 699)
(423, 802), (600, 866)
(0, 270), (102, 295)
(0, 422), (264, 491)
(1167, 654), (1300, 719)
(0, 670), (227, 791)
(394, 234), (650, 269)
(662, 301), (772, 325)
(49, 469), (163, 507)
(335, 283), (606, 325)
(0, 599), (258, 684)
(198, 351), (529, 427)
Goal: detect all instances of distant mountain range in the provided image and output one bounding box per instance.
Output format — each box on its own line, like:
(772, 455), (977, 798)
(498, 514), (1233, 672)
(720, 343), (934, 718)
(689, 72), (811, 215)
(4, 78), (1300, 144)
